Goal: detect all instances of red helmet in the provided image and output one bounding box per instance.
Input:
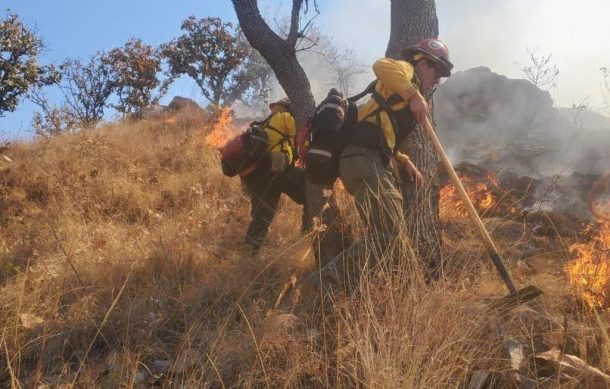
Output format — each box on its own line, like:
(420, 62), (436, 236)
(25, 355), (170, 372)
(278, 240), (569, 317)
(401, 38), (453, 77)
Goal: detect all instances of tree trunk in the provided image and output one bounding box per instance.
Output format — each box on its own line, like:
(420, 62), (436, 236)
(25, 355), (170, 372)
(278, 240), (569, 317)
(231, 4), (313, 126)
(232, 0), (349, 264)
(386, 0), (443, 278)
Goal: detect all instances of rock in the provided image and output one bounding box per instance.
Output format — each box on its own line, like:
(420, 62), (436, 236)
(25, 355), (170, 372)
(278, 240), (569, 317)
(506, 338), (525, 370)
(139, 104), (167, 120)
(436, 67), (556, 150)
(168, 96), (203, 113)
(435, 66), (610, 179)
(533, 347), (610, 387)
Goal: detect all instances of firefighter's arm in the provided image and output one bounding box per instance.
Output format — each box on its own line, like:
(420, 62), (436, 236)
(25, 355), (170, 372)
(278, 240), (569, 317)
(372, 58), (419, 101)
(396, 151), (423, 187)
(373, 58), (428, 123)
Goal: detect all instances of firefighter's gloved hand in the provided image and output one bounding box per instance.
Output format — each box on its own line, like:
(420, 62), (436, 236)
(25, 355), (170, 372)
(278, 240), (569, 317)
(270, 151), (287, 173)
(396, 152), (424, 187)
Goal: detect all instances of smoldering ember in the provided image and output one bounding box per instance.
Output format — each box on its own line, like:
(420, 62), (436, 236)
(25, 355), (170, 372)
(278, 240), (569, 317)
(1, 1), (610, 388)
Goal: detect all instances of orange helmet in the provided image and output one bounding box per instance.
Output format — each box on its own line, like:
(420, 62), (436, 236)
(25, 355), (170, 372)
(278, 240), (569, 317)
(401, 38), (453, 77)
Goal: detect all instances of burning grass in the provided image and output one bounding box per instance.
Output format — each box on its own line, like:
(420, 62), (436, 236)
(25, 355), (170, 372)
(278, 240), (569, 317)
(439, 173), (498, 219)
(590, 173), (610, 221)
(566, 222), (610, 309)
(0, 108), (608, 387)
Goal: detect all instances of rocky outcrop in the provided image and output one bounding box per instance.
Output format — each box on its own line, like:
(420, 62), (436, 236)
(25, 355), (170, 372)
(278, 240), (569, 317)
(167, 96), (204, 114)
(436, 67), (557, 142)
(435, 67), (610, 176)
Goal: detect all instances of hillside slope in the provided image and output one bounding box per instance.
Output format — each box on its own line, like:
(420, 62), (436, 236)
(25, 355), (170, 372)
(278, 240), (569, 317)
(0, 108), (608, 387)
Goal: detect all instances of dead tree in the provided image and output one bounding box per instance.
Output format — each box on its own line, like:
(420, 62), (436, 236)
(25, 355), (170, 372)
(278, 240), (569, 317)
(386, 0), (443, 278)
(232, 0), (350, 264)
(521, 48), (559, 91)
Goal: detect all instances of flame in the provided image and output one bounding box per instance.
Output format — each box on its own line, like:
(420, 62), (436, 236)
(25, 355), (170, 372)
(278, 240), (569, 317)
(589, 173), (610, 221)
(204, 107), (238, 149)
(440, 174), (498, 219)
(565, 223), (610, 309)
(480, 191), (495, 209)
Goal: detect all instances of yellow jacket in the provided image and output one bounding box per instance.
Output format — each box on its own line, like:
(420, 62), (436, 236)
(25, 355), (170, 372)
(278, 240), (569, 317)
(357, 58), (420, 150)
(264, 112), (297, 163)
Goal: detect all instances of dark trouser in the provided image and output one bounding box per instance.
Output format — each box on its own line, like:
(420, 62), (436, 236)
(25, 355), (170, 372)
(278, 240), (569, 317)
(243, 164), (307, 253)
(308, 144), (406, 292)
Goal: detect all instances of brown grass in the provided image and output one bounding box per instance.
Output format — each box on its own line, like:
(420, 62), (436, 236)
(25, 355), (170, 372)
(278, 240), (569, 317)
(0, 109), (607, 388)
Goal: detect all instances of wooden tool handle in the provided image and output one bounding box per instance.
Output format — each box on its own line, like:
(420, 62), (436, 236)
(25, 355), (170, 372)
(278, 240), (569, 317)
(422, 116), (499, 256)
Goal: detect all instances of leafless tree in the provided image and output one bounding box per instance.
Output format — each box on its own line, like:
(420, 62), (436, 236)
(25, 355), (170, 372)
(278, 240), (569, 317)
(567, 98), (589, 137)
(521, 48), (559, 91)
(57, 53), (113, 127)
(27, 52), (112, 136)
(324, 42), (366, 97)
(28, 87), (78, 137)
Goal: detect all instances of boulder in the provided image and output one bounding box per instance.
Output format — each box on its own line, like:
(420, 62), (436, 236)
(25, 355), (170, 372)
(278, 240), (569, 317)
(167, 96), (204, 113)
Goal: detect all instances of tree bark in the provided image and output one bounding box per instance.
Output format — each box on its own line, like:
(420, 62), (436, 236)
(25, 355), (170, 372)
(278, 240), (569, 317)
(232, 0), (349, 264)
(386, 0), (443, 278)
(231, 0), (314, 127)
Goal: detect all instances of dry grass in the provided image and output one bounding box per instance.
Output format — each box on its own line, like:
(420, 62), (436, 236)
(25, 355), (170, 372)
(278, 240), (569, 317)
(0, 109), (608, 388)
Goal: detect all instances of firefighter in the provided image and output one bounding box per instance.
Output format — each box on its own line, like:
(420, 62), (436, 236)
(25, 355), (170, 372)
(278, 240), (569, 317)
(242, 98), (306, 255)
(310, 38), (453, 291)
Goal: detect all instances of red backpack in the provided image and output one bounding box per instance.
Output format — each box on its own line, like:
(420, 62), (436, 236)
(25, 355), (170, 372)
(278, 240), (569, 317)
(220, 116), (272, 178)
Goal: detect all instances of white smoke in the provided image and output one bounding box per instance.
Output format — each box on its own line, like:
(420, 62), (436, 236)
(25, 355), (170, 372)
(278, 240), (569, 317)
(315, 0), (610, 114)
(435, 67), (610, 176)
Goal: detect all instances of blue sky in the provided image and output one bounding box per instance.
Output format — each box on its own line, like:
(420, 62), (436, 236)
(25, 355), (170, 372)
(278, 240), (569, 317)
(2, 0), (610, 139)
(1, 0), (240, 138)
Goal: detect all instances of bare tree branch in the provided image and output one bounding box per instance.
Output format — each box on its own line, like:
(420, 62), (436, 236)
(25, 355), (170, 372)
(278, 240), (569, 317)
(287, 0), (303, 48)
(521, 48), (559, 91)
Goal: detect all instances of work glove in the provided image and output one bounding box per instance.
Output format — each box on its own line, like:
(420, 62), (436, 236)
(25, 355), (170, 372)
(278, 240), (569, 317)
(396, 152), (424, 187)
(270, 151), (287, 173)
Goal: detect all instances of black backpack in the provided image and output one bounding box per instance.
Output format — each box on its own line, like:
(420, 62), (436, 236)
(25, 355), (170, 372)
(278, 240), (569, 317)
(304, 82), (396, 186)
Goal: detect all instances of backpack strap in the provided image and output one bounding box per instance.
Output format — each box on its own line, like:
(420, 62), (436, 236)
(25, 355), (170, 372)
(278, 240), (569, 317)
(347, 80), (377, 102)
(264, 115), (296, 163)
(353, 80), (410, 154)
(250, 113), (275, 128)
(266, 124), (291, 146)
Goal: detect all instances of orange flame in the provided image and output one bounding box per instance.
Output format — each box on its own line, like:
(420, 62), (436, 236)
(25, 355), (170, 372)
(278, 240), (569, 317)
(204, 107), (238, 149)
(440, 174), (497, 219)
(589, 173), (610, 221)
(565, 223), (610, 309)
(480, 191), (495, 209)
